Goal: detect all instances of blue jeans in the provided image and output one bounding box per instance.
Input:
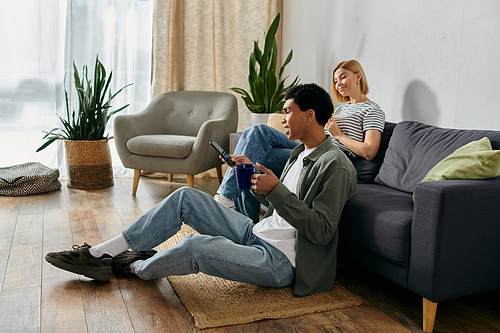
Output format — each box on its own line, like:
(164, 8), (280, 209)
(217, 124), (300, 222)
(122, 187), (295, 288)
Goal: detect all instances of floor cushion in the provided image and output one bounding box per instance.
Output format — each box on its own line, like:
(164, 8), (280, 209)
(0, 162), (61, 196)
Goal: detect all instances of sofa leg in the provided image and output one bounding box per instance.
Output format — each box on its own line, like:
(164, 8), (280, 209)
(132, 170), (141, 196)
(216, 165), (223, 184)
(168, 173), (174, 181)
(187, 175), (195, 188)
(423, 297), (438, 332)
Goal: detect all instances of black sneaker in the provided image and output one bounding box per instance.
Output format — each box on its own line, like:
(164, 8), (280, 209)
(45, 243), (113, 281)
(112, 250), (157, 276)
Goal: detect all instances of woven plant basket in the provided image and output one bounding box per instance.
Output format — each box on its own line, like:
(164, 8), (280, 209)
(64, 138), (114, 190)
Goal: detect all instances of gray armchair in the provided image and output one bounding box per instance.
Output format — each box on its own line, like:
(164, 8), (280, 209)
(114, 91), (238, 195)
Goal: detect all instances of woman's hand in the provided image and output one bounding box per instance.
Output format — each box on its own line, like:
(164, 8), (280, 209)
(329, 128), (382, 160)
(219, 154), (252, 169)
(251, 163), (279, 195)
(325, 120), (382, 160)
(325, 118), (342, 138)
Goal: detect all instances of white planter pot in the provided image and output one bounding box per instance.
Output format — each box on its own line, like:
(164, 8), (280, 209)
(250, 113), (269, 126)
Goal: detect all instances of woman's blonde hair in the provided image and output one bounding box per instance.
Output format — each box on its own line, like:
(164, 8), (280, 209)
(331, 60), (369, 103)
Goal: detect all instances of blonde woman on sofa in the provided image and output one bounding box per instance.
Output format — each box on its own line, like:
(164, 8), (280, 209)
(215, 60), (385, 222)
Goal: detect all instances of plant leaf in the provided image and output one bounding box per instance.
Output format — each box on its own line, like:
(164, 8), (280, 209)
(229, 13), (300, 114)
(37, 55), (132, 152)
(36, 135), (59, 152)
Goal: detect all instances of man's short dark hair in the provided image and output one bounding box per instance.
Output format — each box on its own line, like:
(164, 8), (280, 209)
(284, 83), (333, 126)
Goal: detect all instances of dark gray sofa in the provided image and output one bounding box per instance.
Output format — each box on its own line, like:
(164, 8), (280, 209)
(339, 120), (500, 332)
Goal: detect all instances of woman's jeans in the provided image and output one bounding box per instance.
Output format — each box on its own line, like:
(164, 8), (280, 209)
(122, 187), (295, 288)
(217, 124), (300, 222)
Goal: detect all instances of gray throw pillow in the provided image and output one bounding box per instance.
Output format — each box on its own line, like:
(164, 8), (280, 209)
(374, 121), (500, 193)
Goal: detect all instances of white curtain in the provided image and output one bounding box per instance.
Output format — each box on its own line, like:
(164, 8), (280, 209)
(0, 0), (153, 176)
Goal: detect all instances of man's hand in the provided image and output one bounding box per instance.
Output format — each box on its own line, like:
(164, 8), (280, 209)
(251, 163), (279, 195)
(219, 154), (252, 169)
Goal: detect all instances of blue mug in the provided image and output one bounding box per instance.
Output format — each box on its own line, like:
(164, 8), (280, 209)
(235, 164), (256, 190)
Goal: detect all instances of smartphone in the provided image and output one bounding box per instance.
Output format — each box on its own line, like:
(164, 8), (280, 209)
(209, 140), (236, 166)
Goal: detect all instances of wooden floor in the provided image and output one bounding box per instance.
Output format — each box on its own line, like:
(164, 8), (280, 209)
(1, 174), (499, 332)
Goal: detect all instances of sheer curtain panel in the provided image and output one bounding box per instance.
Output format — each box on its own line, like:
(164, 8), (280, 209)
(0, 0), (153, 176)
(0, 1), (66, 170)
(64, 0), (154, 176)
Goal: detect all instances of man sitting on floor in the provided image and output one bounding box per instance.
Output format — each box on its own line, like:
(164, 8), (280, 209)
(45, 83), (357, 297)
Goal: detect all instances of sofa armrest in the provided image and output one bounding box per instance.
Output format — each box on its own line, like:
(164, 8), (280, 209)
(408, 177), (500, 302)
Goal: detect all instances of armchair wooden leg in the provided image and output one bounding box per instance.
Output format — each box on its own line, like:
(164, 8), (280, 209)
(132, 170), (141, 196)
(423, 297), (438, 332)
(216, 165), (223, 184)
(168, 173), (174, 181)
(187, 175), (195, 188)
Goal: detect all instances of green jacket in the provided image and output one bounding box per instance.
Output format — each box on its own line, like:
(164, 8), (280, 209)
(253, 137), (357, 297)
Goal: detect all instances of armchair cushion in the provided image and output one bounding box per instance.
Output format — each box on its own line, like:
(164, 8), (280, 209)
(127, 135), (195, 158)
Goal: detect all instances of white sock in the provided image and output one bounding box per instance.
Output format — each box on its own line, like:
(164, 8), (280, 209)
(214, 193), (236, 210)
(88, 234), (130, 258)
(130, 260), (144, 274)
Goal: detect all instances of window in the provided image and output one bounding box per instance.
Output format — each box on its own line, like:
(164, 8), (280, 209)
(0, 0), (153, 175)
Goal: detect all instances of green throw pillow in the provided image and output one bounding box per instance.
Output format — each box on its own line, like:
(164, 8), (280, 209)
(421, 137), (500, 183)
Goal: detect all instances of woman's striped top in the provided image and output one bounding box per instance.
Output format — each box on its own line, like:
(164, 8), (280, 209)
(326, 100), (385, 158)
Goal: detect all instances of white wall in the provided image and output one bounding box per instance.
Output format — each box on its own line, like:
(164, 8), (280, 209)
(282, 0), (500, 130)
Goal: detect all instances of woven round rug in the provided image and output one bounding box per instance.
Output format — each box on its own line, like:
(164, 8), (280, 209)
(156, 225), (365, 329)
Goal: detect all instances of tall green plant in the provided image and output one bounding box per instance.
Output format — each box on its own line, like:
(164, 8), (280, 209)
(36, 56), (132, 152)
(230, 13), (299, 114)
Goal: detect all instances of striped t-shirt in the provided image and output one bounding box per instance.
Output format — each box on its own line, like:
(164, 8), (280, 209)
(326, 100), (385, 158)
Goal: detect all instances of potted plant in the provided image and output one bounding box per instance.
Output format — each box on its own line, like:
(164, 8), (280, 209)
(37, 56), (132, 190)
(230, 12), (300, 125)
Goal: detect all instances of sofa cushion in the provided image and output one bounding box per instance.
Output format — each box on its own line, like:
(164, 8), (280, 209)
(127, 134), (195, 158)
(352, 122), (396, 183)
(421, 137), (500, 182)
(339, 183), (414, 267)
(374, 121), (500, 193)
